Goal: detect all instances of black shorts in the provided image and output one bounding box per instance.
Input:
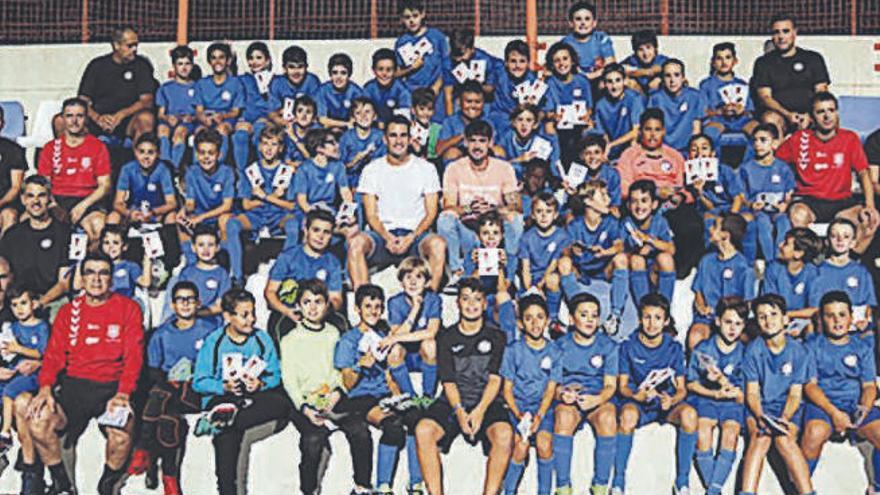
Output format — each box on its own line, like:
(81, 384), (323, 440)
(57, 376), (118, 448)
(793, 195), (859, 224)
(421, 399), (508, 455)
(54, 195), (106, 218)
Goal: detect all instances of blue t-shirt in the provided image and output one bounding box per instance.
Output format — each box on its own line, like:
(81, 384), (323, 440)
(237, 160), (297, 226)
(583, 164), (622, 207)
(501, 339), (563, 412)
(761, 261), (817, 311)
(492, 70), (554, 118)
(339, 127), (387, 182)
(334, 327), (392, 399)
(195, 75), (245, 114)
(555, 332), (619, 395)
(395, 28), (451, 91)
(561, 31), (615, 73)
(647, 87), (707, 152)
(808, 259), (877, 309)
(738, 158), (796, 203)
(696, 163), (744, 214)
(621, 213), (674, 255)
(117, 160), (175, 211)
(593, 89), (644, 145)
(292, 159), (349, 210)
(268, 245), (342, 293)
(622, 53), (669, 91)
(147, 317), (217, 373)
(184, 164), (236, 216)
(363, 79), (412, 124)
(806, 334), (875, 408)
(619, 333), (685, 399)
(517, 226), (571, 283)
(546, 73), (594, 110)
(268, 73), (322, 112)
(442, 48), (502, 88)
(316, 82), (364, 121)
(742, 337), (809, 414)
(193, 328), (281, 406)
(8, 320), (49, 361)
(238, 72), (273, 122)
(387, 291), (442, 330)
(687, 336), (746, 391)
(698, 74), (754, 118)
(692, 252), (756, 315)
(178, 264), (230, 325)
(156, 80), (197, 119)
(566, 215), (619, 277)
(497, 130), (561, 179)
(112, 259), (142, 299)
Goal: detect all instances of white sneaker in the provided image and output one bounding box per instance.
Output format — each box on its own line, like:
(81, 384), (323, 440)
(673, 487), (690, 495)
(603, 313), (621, 336)
(610, 488), (624, 495)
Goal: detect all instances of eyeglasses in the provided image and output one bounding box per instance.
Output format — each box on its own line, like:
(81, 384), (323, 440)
(173, 296), (198, 304)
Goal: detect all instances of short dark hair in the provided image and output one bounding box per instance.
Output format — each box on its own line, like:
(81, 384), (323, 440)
(661, 58), (685, 76)
(784, 227), (821, 263)
(398, 0), (425, 14)
(294, 95), (317, 114)
(811, 91), (838, 111)
(458, 277), (486, 296)
(195, 128), (223, 150)
(305, 128), (333, 156)
(297, 279), (329, 305)
(476, 210), (503, 232)
(23, 175), (50, 191)
(246, 41), (271, 61)
(82, 251), (113, 269)
(328, 53), (353, 74)
(305, 208), (335, 229)
(631, 30), (658, 52)
(533, 190), (559, 210)
(712, 42), (737, 58)
(457, 80), (484, 100)
(385, 115), (411, 134)
(819, 290), (852, 313)
(568, 1), (596, 19)
(578, 133), (607, 155)
(206, 42), (232, 60)
(464, 119), (493, 140)
(221, 288), (255, 314)
(134, 132), (159, 149)
(282, 45), (308, 66)
(111, 25), (136, 44)
(715, 296), (749, 322)
(688, 133), (713, 150)
(170, 45), (194, 63)
(640, 107), (665, 127)
(62, 97), (88, 113)
(259, 122), (286, 145)
(504, 40), (530, 62)
(192, 223), (220, 243)
(638, 292), (675, 335)
(718, 213), (747, 251)
(518, 293), (548, 318)
(628, 179), (657, 200)
(770, 12), (797, 28)
(355, 284), (385, 307)
(567, 291), (600, 315)
(6, 284), (33, 302)
(752, 293), (787, 315)
(411, 87), (436, 108)
(509, 104), (539, 122)
(602, 63), (626, 80)
(100, 224), (127, 244)
(752, 123), (780, 141)
(545, 42), (580, 77)
(449, 29), (475, 58)
(172, 281), (199, 299)
(372, 48), (397, 70)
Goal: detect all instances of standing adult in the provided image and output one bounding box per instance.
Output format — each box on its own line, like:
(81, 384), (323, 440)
(347, 116), (447, 291)
(0, 106), (27, 235)
(752, 13), (830, 131)
(26, 252), (144, 495)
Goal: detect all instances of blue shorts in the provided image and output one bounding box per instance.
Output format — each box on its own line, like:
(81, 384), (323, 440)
(690, 396), (745, 427)
(1, 374), (39, 399)
(692, 313), (714, 326)
(804, 401), (880, 430)
(705, 115), (752, 133)
(242, 210), (294, 234)
(508, 409), (554, 441)
(552, 399), (609, 432)
(158, 120), (196, 134)
(404, 347), (427, 371)
(615, 398), (672, 427)
(368, 228), (428, 270)
(749, 403), (803, 429)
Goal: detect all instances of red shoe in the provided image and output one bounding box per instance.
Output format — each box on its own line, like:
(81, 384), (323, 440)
(127, 448), (152, 476)
(162, 474), (182, 495)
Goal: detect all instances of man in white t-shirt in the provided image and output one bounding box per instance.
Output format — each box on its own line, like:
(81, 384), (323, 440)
(347, 116), (447, 290)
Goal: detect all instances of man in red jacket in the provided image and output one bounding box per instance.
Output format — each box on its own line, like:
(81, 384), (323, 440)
(26, 252), (144, 495)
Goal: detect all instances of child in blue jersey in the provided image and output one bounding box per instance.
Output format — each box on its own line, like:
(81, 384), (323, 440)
(498, 105), (560, 180)
(364, 49), (412, 125)
(268, 45), (321, 130)
(544, 41), (594, 165)
(283, 96), (318, 168)
(800, 291), (880, 489)
(614, 293), (697, 495)
(521, 160), (553, 220)
(561, 1), (615, 81)
(340, 98), (386, 187)
(621, 180), (677, 306)
(739, 124), (795, 262)
(686, 135), (746, 249)
(518, 192), (569, 323)
(194, 43), (244, 162)
(489, 40), (554, 135)
(700, 42), (758, 144)
(552, 292), (619, 495)
(558, 180), (629, 335)
(593, 64), (643, 158)
(128, 281), (215, 492)
(316, 53), (364, 130)
(762, 228), (821, 323)
(622, 30), (667, 95)
(231, 42), (274, 171)
(443, 29), (501, 116)
(687, 297), (748, 495)
(740, 294), (815, 495)
(647, 59), (707, 154)
(688, 214), (754, 351)
(224, 124), (298, 284)
(157, 45), (198, 170)
(500, 294), (561, 495)
(92, 225), (150, 301)
(333, 284), (419, 495)
(808, 219), (876, 331)
(174, 225), (231, 327)
(572, 134), (622, 213)
(0, 287), (49, 458)
(436, 81), (490, 163)
(293, 128), (354, 217)
(192, 289), (290, 495)
(110, 133), (178, 228)
(464, 212), (517, 309)
(410, 88), (442, 161)
(394, 0), (450, 121)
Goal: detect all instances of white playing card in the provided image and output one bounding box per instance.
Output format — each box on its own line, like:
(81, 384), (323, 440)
(69, 232), (88, 261)
(529, 137), (553, 161)
(222, 353), (244, 381)
(477, 248), (501, 277)
(282, 98), (295, 122)
(685, 159), (701, 185)
(397, 43), (418, 67)
(638, 367), (673, 391)
(730, 84), (748, 105)
(718, 85), (735, 106)
(410, 122), (429, 146)
(242, 355), (267, 379)
(245, 163), (265, 189)
(470, 59), (487, 83)
(336, 202), (358, 226)
(528, 79), (548, 104)
(452, 62), (470, 84)
(0, 323), (15, 362)
(624, 220), (644, 247)
(414, 37), (434, 57)
(785, 318), (810, 335)
(762, 414), (789, 435)
(254, 70), (272, 95)
(556, 104), (577, 130)
(392, 107), (411, 120)
(514, 81), (532, 104)
(272, 165), (294, 190)
(97, 406), (132, 429)
(572, 100), (588, 121)
(701, 157), (719, 182)
(853, 305), (868, 324)
(694, 351), (717, 371)
(142, 231), (164, 259)
(358, 331), (389, 361)
(517, 412), (533, 439)
(566, 162), (589, 187)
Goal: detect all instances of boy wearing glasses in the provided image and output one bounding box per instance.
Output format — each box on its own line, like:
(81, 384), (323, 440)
(316, 53), (364, 130)
(293, 128), (353, 218)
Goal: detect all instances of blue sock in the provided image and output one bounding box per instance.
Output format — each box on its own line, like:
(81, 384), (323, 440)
(224, 217), (244, 280)
(406, 435), (423, 486)
(612, 432), (633, 489)
(610, 269), (628, 315)
(282, 217), (300, 250)
(171, 142), (186, 171)
(708, 448), (736, 495)
(807, 456), (818, 475)
(593, 434), (616, 487)
(676, 429), (698, 489)
(553, 433), (574, 488)
(659, 270), (676, 302)
(502, 460), (524, 495)
(232, 129), (250, 170)
(546, 288), (562, 321)
(220, 134), (229, 163)
(421, 363), (438, 397)
(390, 363), (415, 397)
(630, 270), (650, 305)
(537, 456), (553, 495)
(872, 446), (880, 492)
(159, 135), (171, 162)
(376, 443), (398, 486)
(695, 448), (715, 487)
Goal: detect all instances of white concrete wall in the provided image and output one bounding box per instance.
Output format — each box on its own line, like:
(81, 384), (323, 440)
(1, 35), (878, 136)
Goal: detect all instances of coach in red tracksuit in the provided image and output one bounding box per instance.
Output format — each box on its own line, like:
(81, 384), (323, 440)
(27, 252), (144, 495)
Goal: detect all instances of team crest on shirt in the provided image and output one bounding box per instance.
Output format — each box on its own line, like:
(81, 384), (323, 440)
(81, 157), (91, 169)
(188, 88), (195, 98)
(123, 71), (133, 81)
(724, 364), (734, 375)
(547, 242), (557, 253)
(833, 153), (845, 167)
(107, 324), (120, 339)
(115, 268), (127, 278)
(221, 91), (232, 101)
(714, 185), (724, 194)
(590, 355), (604, 368)
(771, 174), (781, 184)
(540, 356), (553, 370)
(325, 173), (334, 184)
(477, 339), (492, 353)
(679, 102), (688, 113)
(206, 278), (218, 289)
(30, 336), (37, 346)
(794, 282), (805, 295)
(387, 99), (396, 108)
(660, 161), (672, 173)
(844, 354), (858, 367)
(213, 183), (223, 193)
(793, 62), (804, 72)
(147, 183), (157, 192)
(316, 269), (327, 281)
(723, 268), (733, 279)
(418, 317), (427, 327)
(343, 99), (351, 108)
(847, 276), (859, 288)
(620, 107), (628, 117)
(40, 238), (52, 249)
(451, 344), (465, 354)
(573, 88), (583, 98)
(781, 361), (793, 376)
(599, 232), (608, 243)
(195, 339), (204, 350)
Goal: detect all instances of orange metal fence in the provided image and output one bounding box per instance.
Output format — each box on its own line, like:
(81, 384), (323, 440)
(0, 0), (877, 45)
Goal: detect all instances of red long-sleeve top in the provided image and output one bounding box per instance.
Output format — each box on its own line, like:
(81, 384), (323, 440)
(39, 293), (144, 395)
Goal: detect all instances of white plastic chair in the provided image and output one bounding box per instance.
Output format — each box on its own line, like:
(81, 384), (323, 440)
(17, 100), (62, 163)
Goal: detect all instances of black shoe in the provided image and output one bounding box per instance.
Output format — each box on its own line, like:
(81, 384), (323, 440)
(46, 486), (75, 495)
(20, 468), (45, 495)
(145, 460), (159, 489)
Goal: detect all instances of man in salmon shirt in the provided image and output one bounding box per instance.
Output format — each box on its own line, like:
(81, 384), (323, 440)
(26, 252), (144, 495)
(617, 108), (703, 277)
(776, 91), (878, 252)
(37, 98), (112, 248)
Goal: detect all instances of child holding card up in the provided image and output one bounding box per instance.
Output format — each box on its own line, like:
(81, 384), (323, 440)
(498, 104), (560, 181)
(700, 42), (758, 144)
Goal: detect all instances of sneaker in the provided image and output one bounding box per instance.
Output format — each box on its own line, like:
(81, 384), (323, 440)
(0, 433), (13, 455)
(379, 393), (413, 413)
(673, 487), (690, 495)
(590, 486), (607, 495)
(194, 416), (220, 437)
(443, 270), (463, 294)
(20, 468), (45, 495)
(408, 482), (426, 495)
(410, 395), (435, 409)
(603, 313), (621, 336)
(610, 488), (624, 495)
(162, 474), (182, 495)
(373, 483), (393, 495)
(127, 448), (151, 476)
(556, 486), (574, 495)
(146, 461), (159, 489)
(47, 486), (76, 495)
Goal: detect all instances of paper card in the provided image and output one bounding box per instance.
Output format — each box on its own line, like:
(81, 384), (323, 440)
(624, 220), (644, 247)
(527, 79), (548, 104)
(477, 248), (501, 277)
(357, 330), (388, 361)
(254, 70), (273, 95)
(397, 43), (418, 67)
(282, 98), (295, 122)
(556, 105), (577, 130)
(572, 101), (588, 121)
(410, 122), (429, 145)
(718, 85), (735, 105)
(142, 231), (165, 259)
(167, 358), (193, 382)
(685, 159), (702, 185)
(69, 232), (88, 261)
(272, 165), (294, 190)
(566, 162), (589, 187)
(852, 405), (870, 428)
(762, 414), (790, 435)
(785, 318), (810, 336)
(452, 62), (470, 84)
(730, 84), (748, 105)
(695, 351), (718, 371)
(757, 192), (784, 209)
(0, 323), (14, 362)
(516, 412), (533, 439)
(514, 81), (532, 104)
(470, 59), (487, 83)
(97, 406), (131, 429)
(242, 355), (267, 379)
(701, 157), (719, 182)
(414, 37), (434, 57)
(392, 107), (411, 120)
(638, 367), (673, 391)
(336, 202), (358, 226)
(245, 163), (264, 189)
(529, 136), (553, 161)
(222, 352), (244, 382)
